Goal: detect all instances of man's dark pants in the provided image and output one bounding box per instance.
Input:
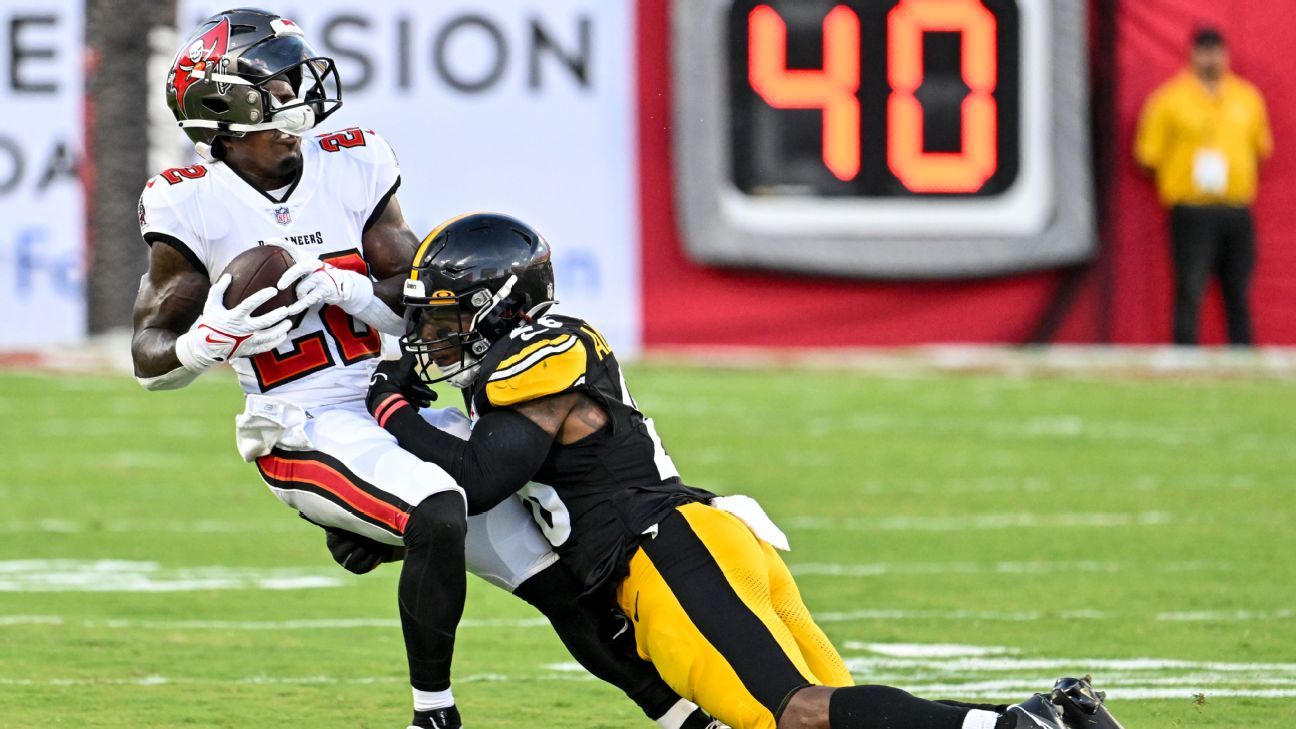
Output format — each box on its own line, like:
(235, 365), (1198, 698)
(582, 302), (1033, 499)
(1168, 204), (1256, 345)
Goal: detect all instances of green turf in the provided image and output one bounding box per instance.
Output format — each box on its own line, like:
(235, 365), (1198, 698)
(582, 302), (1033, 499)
(0, 365), (1292, 728)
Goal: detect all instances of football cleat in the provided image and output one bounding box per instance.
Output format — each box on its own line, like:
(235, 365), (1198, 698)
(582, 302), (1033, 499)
(1006, 677), (1125, 729)
(680, 707), (730, 729)
(408, 704), (462, 729)
(1049, 676), (1126, 729)
(1007, 691), (1068, 729)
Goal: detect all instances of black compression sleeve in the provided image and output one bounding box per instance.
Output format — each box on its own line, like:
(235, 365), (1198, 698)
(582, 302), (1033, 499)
(381, 405), (553, 515)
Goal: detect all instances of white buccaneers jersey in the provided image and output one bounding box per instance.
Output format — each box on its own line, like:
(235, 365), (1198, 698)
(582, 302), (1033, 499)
(138, 127), (400, 409)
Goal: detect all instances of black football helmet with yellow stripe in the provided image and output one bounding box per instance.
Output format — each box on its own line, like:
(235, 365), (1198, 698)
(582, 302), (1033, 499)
(402, 213), (556, 387)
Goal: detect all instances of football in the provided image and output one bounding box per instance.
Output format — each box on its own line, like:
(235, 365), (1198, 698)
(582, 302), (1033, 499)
(220, 245), (301, 324)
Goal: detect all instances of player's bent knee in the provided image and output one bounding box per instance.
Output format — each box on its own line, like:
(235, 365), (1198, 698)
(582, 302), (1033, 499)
(404, 491), (468, 551)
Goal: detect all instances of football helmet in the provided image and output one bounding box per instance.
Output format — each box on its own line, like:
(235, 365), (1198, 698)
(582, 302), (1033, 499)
(166, 8), (342, 158)
(402, 213), (556, 388)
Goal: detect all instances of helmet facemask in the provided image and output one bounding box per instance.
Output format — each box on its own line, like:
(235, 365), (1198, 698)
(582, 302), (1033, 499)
(404, 276), (521, 389)
(240, 37), (342, 135)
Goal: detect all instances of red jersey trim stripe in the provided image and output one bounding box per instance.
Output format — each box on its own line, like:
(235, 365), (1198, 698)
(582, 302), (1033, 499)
(258, 455), (410, 533)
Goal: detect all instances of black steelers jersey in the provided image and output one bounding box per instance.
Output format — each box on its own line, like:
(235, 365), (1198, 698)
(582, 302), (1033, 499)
(467, 314), (714, 596)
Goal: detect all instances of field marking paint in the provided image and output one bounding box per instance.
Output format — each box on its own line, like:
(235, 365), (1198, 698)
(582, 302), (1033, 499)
(2, 674), (1288, 699)
(842, 655), (1296, 674)
(0, 520), (296, 534)
(838, 643), (1296, 701)
(0, 672), (544, 688)
(0, 560), (345, 592)
(1158, 610), (1295, 622)
(817, 609), (1053, 622)
(891, 685), (1296, 700)
(5, 649), (1296, 701)
(789, 560), (1227, 577)
(0, 615), (63, 626)
(96, 617), (552, 630)
(0, 615), (550, 630)
(842, 643), (1019, 657)
(8, 603), (1283, 627)
(1, 637), (1291, 701)
(784, 512), (1173, 531)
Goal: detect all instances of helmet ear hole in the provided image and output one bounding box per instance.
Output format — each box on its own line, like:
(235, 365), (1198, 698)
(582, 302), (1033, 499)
(201, 98), (231, 114)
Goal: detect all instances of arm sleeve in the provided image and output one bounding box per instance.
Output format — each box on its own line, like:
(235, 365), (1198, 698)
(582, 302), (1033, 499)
(1255, 93), (1274, 161)
(382, 405), (554, 515)
(1134, 92), (1168, 170)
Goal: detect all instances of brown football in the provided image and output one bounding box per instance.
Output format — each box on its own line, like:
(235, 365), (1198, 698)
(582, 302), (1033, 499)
(220, 245), (301, 324)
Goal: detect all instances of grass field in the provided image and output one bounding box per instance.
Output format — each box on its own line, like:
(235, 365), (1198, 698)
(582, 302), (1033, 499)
(1, 363), (1293, 728)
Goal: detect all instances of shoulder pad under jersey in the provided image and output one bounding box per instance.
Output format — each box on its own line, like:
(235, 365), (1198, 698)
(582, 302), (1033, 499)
(483, 324), (591, 407)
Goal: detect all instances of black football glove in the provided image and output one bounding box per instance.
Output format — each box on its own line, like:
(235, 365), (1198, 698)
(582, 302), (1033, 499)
(323, 525), (402, 575)
(366, 350), (437, 417)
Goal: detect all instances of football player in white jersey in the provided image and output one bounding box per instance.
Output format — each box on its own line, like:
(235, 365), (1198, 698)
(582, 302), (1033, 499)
(130, 9), (718, 729)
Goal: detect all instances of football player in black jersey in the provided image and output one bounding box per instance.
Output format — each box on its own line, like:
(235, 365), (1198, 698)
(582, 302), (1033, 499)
(365, 213), (1126, 729)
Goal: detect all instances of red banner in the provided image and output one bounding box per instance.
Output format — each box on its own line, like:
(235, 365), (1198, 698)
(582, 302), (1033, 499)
(638, 0), (1295, 346)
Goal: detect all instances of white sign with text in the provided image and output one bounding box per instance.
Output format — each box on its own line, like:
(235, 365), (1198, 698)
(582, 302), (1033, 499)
(173, 2), (641, 354)
(0, 2), (85, 348)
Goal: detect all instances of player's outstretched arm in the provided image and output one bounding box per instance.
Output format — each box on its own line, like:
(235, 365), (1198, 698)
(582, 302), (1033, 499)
(131, 241), (209, 387)
(365, 361), (568, 513)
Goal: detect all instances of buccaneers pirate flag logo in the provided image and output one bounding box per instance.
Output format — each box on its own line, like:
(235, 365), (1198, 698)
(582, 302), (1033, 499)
(168, 17), (232, 100)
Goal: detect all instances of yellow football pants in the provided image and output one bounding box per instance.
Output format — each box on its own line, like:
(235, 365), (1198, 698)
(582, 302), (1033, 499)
(615, 502), (852, 729)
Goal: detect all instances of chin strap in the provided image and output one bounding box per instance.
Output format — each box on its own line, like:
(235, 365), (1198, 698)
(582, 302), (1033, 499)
(468, 275), (518, 334)
(181, 93), (318, 137)
(524, 300), (559, 319)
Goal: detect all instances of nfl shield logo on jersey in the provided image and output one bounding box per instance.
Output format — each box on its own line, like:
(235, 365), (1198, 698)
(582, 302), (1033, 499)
(274, 206), (291, 225)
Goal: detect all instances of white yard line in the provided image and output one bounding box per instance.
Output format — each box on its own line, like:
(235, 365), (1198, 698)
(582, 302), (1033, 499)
(790, 560), (1227, 577)
(0, 615), (549, 630)
(841, 644), (1296, 702)
(842, 656), (1296, 673)
(3, 625), (1293, 701)
(0, 521), (296, 534)
(0, 615), (63, 626)
(841, 643), (1019, 657)
(893, 684), (1296, 700)
(816, 609), (1057, 622)
(0, 672), (1292, 700)
(1158, 610), (1296, 621)
(5, 601), (1283, 626)
(783, 512), (1173, 531)
(0, 511), (1188, 534)
(0, 560), (345, 592)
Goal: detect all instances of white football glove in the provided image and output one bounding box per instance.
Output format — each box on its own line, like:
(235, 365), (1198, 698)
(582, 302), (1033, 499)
(174, 274), (298, 371)
(273, 241), (376, 316)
